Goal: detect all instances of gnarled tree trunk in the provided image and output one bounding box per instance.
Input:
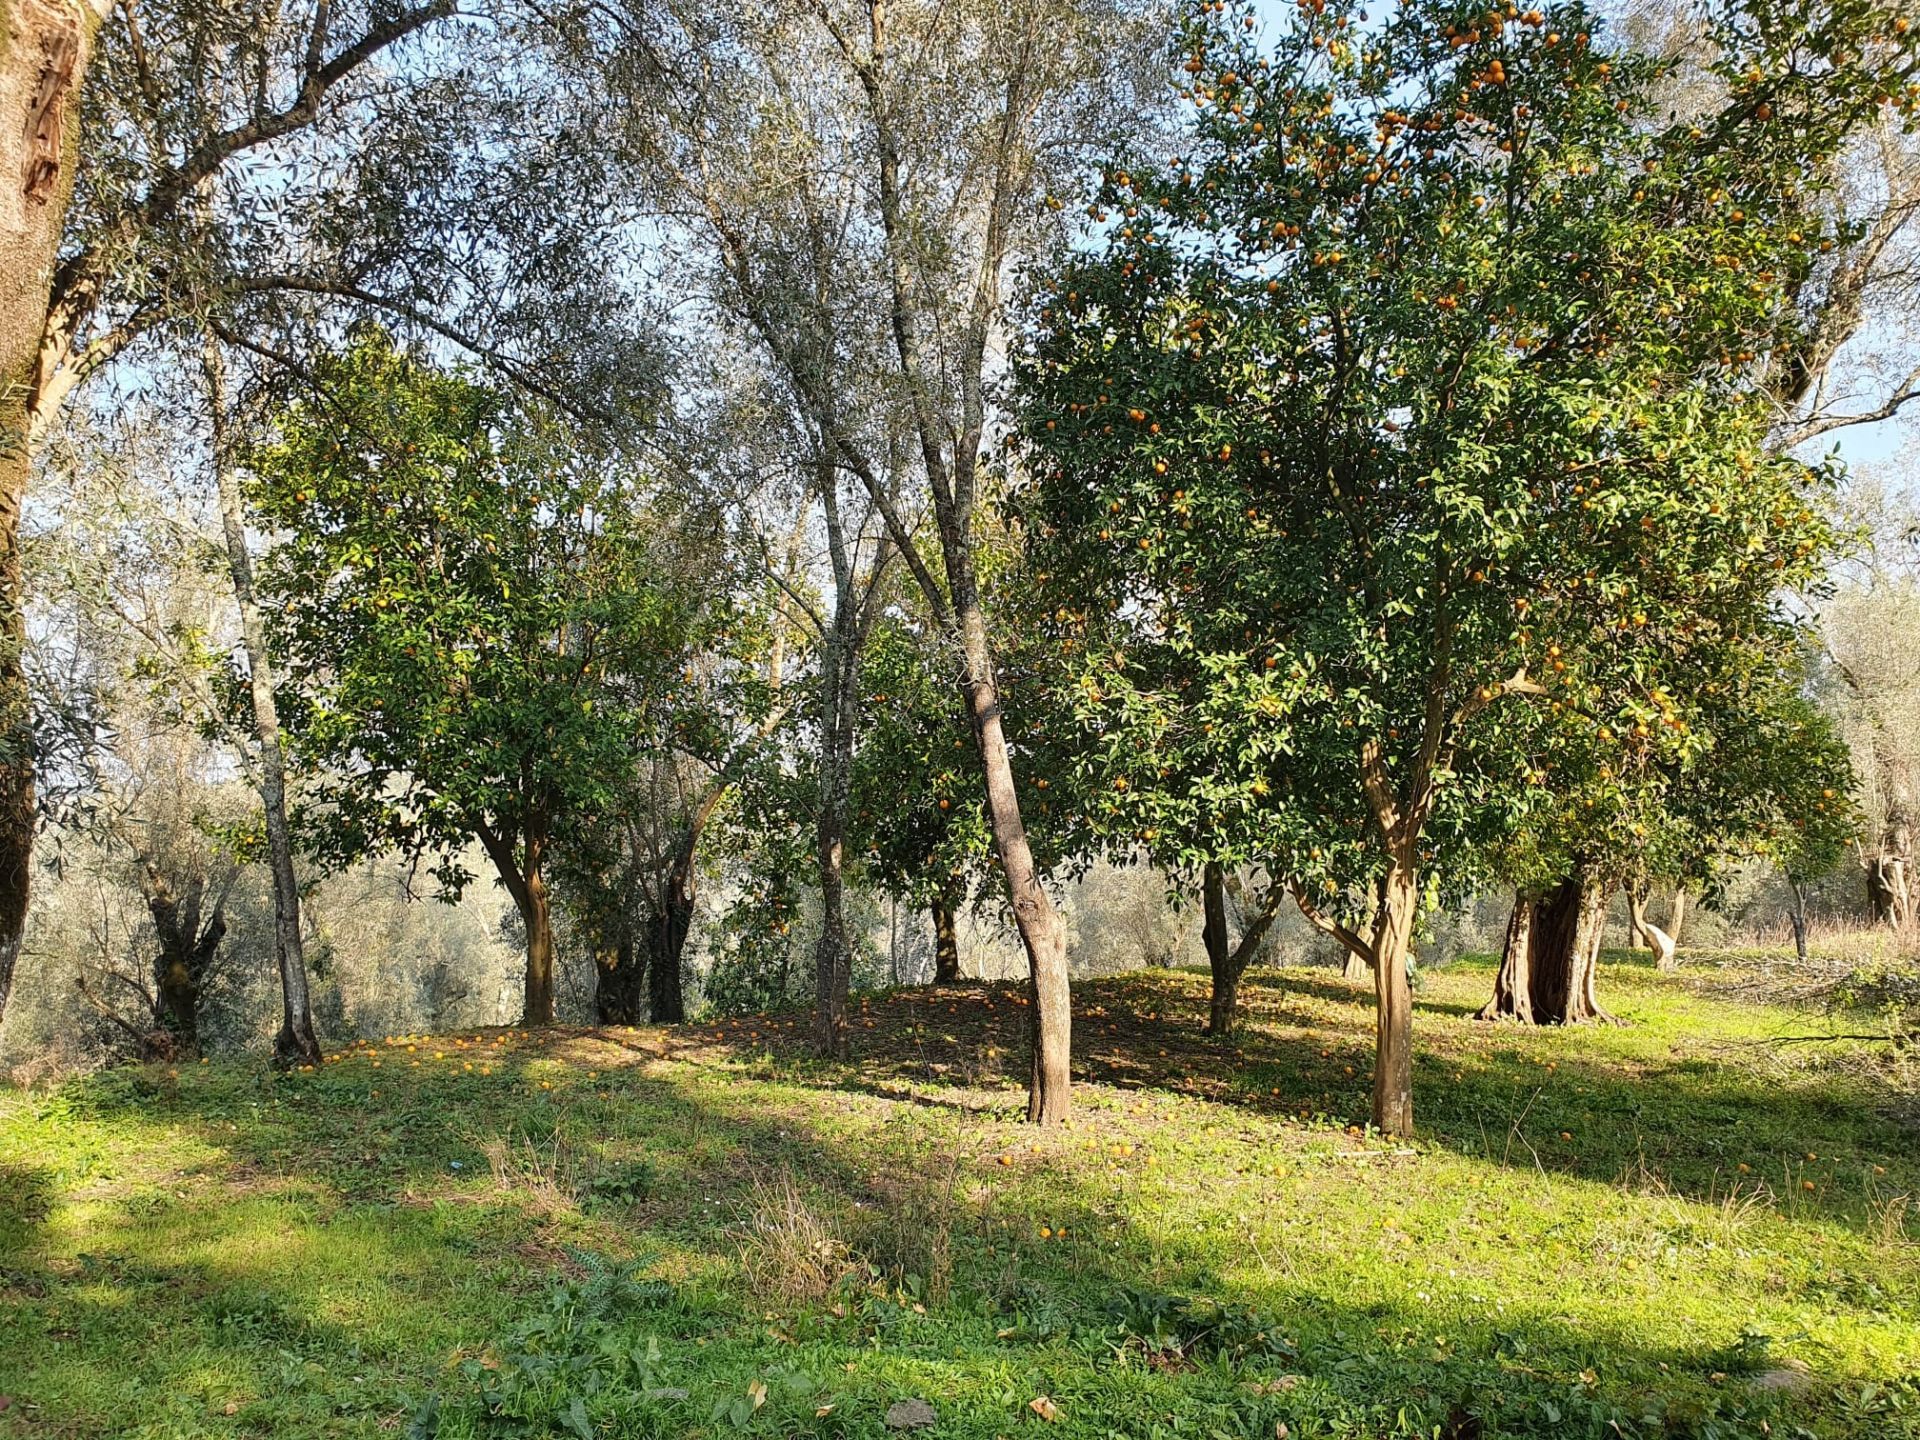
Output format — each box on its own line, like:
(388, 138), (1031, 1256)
(594, 931), (644, 1024)
(1482, 874), (1614, 1025)
(1476, 892), (1536, 1024)
(645, 826), (697, 1024)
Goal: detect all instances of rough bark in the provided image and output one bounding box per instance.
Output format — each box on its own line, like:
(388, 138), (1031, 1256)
(593, 932), (644, 1025)
(1476, 892), (1537, 1024)
(205, 336), (320, 1063)
(931, 890), (961, 984)
(1203, 864), (1282, 1040)
(141, 867), (225, 1057)
(522, 862), (556, 1026)
(1525, 875), (1613, 1024)
(477, 816), (556, 1026)
(1370, 855), (1419, 1138)
(645, 827), (696, 1024)
(1481, 878), (1615, 1023)
(0, 0), (108, 1034)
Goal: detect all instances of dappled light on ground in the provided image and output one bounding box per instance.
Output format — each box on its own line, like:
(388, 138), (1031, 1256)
(2, 956), (1915, 1438)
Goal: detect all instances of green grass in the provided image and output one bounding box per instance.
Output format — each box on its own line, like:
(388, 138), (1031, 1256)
(2, 953), (1916, 1439)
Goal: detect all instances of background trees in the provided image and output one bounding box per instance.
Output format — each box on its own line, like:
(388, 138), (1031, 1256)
(251, 335), (720, 1026)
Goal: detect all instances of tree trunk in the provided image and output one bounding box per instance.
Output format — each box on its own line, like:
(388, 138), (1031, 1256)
(1625, 883), (1649, 949)
(478, 817), (556, 1026)
(1666, 887), (1689, 945)
(646, 827), (696, 1024)
(1198, 864), (1274, 1044)
(1476, 892), (1536, 1023)
(948, 558), (1070, 1123)
(204, 336), (320, 1063)
(1788, 879), (1809, 964)
(1202, 862), (1237, 1038)
(812, 621), (857, 1059)
(594, 932), (644, 1024)
(1342, 949), (1371, 983)
(1370, 855), (1419, 1138)
(522, 863), (556, 1027)
(0, 0), (106, 1034)
(931, 890), (961, 984)
(1527, 874), (1614, 1024)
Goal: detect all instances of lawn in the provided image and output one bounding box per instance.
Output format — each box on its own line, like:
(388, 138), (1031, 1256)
(1, 954), (1915, 1439)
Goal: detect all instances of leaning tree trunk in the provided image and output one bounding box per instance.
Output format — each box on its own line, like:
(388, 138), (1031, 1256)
(1370, 853), (1420, 1138)
(1476, 893), (1537, 1024)
(205, 337), (321, 1062)
(1666, 887), (1690, 946)
(948, 559), (1071, 1123)
(1625, 883), (1649, 950)
(931, 889), (961, 984)
(0, 0), (107, 1033)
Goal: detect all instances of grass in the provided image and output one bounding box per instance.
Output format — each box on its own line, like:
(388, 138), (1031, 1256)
(1, 951), (1916, 1439)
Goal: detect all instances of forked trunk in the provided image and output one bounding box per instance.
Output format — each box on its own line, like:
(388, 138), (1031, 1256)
(931, 890), (961, 984)
(1370, 856), (1419, 1138)
(478, 817), (557, 1026)
(1476, 893), (1536, 1024)
(206, 337), (320, 1064)
(1203, 864), (1282, 1040)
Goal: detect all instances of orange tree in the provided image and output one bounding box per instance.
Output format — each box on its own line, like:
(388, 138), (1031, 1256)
(1479, 669), (1857, 1023)
(1013, 0), (1916, 1135)
(252, 333), (720, 1026)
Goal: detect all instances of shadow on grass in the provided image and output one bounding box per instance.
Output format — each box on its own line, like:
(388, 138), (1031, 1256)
(12, 1051), (1881, 1440)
